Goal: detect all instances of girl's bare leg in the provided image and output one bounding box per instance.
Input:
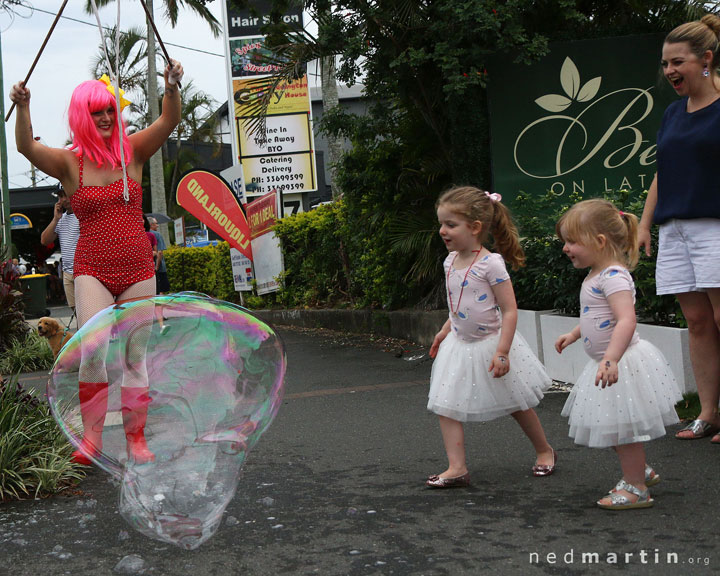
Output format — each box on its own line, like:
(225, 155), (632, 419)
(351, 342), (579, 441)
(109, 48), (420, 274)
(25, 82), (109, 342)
(511, 408), (554, 466)
(597, 443), (647, 505)
(437, 415), (468, 478)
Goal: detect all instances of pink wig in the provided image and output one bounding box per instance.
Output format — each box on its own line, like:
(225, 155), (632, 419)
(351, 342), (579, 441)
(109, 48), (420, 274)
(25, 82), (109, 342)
(68, 80), (133, 168)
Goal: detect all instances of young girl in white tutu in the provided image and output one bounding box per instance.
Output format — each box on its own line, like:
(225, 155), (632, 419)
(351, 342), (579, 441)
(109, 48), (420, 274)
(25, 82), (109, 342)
(555, 199), (682, 510)
(426, 186), (556, 489)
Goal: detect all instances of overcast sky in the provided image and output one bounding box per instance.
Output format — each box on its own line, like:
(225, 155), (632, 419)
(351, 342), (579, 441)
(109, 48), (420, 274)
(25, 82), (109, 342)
(1, 0), (229, 189)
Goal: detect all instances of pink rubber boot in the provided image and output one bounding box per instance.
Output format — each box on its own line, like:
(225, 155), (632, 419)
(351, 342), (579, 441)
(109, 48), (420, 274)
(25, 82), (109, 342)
(71, 382), (109, 466)
(121, 387), (155, 463)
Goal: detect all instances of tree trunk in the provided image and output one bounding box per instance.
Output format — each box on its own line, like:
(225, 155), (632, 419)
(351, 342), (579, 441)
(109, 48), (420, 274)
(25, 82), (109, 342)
(145, 0), (170, 243)
(320, 54), (343, 198)
(316, 0), (343, 199)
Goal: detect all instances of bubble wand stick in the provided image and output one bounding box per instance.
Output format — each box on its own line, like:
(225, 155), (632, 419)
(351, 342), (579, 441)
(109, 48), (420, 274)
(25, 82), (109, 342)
(5, 0), (70, 122)
(138, 0), (182, 88)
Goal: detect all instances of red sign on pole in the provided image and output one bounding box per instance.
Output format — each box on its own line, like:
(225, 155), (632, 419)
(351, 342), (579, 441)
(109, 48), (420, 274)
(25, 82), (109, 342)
(176, 170), (253, 260)
(245, 190), (278, 240)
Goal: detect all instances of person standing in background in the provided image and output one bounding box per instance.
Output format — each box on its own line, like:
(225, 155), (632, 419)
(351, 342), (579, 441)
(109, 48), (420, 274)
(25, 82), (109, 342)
(41, 186), (80, 315)
(148, 216), (170, 294)
(639, 14), (720, 442)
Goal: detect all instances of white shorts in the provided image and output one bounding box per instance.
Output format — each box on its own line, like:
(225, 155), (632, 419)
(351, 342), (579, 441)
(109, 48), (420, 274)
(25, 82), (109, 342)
(656, 219), (720, 295)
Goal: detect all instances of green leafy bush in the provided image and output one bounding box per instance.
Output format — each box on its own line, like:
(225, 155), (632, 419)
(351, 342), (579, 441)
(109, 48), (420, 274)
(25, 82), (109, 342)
(164, 243), (239, 303)
(273, 201), (351, 308)
(0, 331), (54, 376)
(162, 188), (684, 328)
(259, 185), (685, 328)
(0, 377), (86, 500)
(1, 257), (29, 354)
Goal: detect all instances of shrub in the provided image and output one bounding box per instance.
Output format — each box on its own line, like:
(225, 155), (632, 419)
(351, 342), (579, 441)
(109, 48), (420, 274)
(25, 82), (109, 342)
(0, 257), (29, 354)
(164, 242), (291, 309)
(162, 189), (684, 327)
(0, 331), (54, 376)
(273, 201), (351, 308)
(164, 243), (239, 303)
(0, 377), (86, 500)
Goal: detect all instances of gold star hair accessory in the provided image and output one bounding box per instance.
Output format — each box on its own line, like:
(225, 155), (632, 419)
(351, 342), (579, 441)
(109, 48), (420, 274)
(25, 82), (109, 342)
(98, 74), (131, 111)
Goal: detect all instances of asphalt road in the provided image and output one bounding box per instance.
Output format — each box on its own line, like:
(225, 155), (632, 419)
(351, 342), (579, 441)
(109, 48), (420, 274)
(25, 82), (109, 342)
(3, 325), (719, 576)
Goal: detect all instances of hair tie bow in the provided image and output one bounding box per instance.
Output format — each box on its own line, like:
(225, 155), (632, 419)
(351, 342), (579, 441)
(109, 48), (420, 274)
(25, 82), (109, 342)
(98, 74), (131, 111)
(484, 191), (502, 203)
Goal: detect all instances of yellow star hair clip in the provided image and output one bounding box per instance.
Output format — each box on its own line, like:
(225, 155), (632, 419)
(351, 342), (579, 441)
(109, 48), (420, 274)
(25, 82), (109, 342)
(98, 74), (132, 111)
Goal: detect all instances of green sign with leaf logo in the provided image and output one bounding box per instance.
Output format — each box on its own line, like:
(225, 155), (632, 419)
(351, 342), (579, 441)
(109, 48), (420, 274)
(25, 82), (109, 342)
(487, 34), (678, 201)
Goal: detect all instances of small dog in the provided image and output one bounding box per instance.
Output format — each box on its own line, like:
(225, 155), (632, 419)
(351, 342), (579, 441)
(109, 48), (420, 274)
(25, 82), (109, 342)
(37, 317), (73, 359)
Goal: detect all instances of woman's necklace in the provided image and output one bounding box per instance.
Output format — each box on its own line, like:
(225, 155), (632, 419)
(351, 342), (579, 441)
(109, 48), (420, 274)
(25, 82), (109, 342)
(447, 250), (482, 316)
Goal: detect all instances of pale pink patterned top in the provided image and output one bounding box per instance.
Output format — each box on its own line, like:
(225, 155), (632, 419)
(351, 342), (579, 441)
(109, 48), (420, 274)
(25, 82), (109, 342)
(579, 266), (640, 361)
(444, 252), (509, 341)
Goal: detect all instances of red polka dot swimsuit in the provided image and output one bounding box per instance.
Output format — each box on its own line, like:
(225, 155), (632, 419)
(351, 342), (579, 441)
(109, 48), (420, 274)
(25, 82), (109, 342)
(71, 156), (155, 297)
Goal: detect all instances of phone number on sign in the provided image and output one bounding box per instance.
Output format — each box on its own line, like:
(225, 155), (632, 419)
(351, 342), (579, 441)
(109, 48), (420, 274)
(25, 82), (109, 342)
(274, 183), (306, 191)
(267, 174), (304, 182)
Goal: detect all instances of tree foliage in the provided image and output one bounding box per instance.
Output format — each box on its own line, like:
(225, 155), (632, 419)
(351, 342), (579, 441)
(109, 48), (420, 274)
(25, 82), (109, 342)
(231, 0), (710, 309)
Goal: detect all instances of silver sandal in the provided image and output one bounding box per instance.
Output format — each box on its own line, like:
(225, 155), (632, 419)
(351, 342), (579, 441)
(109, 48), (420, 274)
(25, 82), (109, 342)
(598, 480), (654, 510)
(675, 419), (720, 440)
(609, 465), (660, 493)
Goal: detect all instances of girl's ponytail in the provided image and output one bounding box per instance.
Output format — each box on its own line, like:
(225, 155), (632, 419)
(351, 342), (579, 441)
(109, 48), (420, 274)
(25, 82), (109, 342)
(491, 202), (526, 271)
(620, 211), (640, 270)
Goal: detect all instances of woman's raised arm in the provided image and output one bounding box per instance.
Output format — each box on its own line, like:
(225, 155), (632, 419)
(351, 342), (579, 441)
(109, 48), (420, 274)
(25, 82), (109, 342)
(10, 82), (73, 182)
(130, 61), (184, 165)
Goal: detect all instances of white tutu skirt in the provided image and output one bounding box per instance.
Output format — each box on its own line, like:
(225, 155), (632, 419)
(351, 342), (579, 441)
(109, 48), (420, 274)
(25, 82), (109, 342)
(561, 340), (682, 448)
(427, 331), (551, 422)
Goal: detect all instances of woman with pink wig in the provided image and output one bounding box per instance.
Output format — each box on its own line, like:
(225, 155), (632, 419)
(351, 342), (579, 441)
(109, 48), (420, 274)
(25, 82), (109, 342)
(10, 61), (183, 465)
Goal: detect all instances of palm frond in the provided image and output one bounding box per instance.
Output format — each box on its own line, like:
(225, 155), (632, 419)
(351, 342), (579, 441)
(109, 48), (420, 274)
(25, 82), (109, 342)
(90, 25), (148, 92)
(163, 0), (222, 37)
(236, 20), (332, 139)
(388, 211), (443, 283)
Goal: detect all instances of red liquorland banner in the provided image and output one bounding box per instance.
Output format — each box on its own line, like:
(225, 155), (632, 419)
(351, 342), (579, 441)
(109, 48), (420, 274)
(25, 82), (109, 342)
(176, 170), (253, 260)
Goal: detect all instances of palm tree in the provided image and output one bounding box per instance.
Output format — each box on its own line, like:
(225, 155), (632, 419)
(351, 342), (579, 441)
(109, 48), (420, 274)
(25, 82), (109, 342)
(163, 89), (220, 219)
(167, 79), (220, 195)
(316, 0), (343, 198)
(90, 25), (148, 127)
(84, 0), (220, 242)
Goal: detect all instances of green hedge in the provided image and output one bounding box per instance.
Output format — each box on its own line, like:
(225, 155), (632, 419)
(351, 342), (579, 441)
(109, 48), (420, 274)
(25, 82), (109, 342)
(269, 189), (684, 327)
(272, 201), (351, 308)
(164, 189), (685, 328)
(164, 243), (239, 303)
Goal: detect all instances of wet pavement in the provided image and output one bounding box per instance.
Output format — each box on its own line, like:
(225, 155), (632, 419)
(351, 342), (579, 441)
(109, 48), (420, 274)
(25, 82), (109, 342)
(3, 318), (719, 576)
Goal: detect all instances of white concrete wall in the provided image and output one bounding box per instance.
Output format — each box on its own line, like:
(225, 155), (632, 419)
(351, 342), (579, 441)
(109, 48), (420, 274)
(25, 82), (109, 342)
(515, 310), (695, 394)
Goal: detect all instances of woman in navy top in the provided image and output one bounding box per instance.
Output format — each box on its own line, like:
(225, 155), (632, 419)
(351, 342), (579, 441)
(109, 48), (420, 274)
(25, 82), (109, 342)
(639, 14), (720, 442)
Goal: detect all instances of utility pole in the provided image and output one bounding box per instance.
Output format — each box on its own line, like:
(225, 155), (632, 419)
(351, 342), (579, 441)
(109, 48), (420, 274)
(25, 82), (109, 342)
(0, 27), (12, 253)
(145, 0), (170, 246)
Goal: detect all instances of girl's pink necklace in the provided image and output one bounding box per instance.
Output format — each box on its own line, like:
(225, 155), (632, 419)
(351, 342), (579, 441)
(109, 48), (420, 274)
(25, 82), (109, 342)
(447, 250), (482, 315)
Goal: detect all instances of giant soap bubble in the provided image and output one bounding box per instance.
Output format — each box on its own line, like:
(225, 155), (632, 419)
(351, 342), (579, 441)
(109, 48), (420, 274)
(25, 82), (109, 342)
(48, 293), (285, 549)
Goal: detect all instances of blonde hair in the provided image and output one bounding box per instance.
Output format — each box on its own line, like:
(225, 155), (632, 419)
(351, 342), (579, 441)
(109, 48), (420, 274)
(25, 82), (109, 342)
(555, 199), (639, 270)
(436, 186), (525, 270)
(665, 14), (720, 70)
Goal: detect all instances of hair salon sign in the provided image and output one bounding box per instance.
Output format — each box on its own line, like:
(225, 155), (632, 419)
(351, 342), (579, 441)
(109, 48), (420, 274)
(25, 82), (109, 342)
(487, 34), (677, 201)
